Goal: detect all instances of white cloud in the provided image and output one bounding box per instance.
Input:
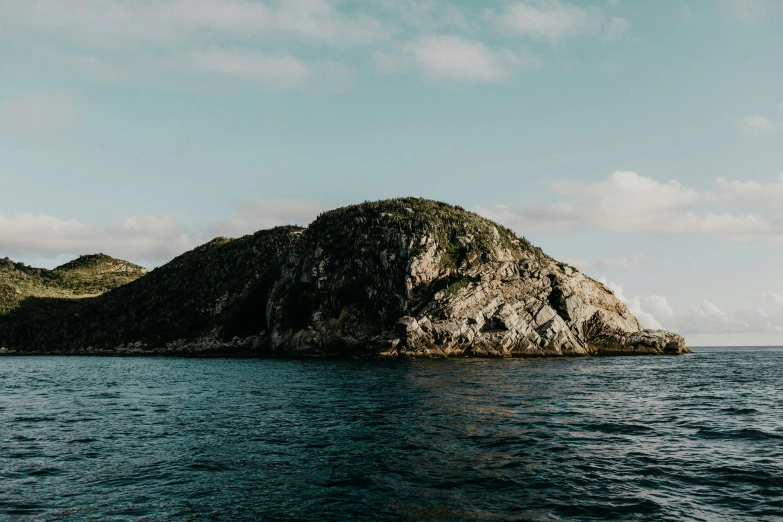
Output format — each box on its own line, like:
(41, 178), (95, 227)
(0, 198), (327, 266)
(474, 202), (579, 234)
(603, 16), (629, 41)
(599, 278), (783, 344)
(486, 0), (626, 42)
(724, 0), (780, 23)
(376, 35), (539, 83)
(598, 277), (627, 302)
(191, 49), (310, 83)
(711, 172), (783, 210)
(683, 299), (748, 333)
(0, 0), (388, 47)
(0, 213), (201, 265)
(737, 113), (782, 133)
(189, 49), (353, 90)
(0, 0), (382, 91)
(598, 277), (663, 329)
(567, 253), (646, 272)
(626, 295), (664, 330)
(208, 198), (327, 237)
(686, 333), (783, 347)
(677, 300), (759, 335)
(476, 171), (783, 242)
(756, 292), (783, 307)
(378, 1), (472, 33)
(600, 277), (783, 340)
(235, 198), (325, 225)
(41, 47), (354, 93)
(0, 92), (78, 138)
(0, 0), (630, 89)
(641, 295), (676, 323)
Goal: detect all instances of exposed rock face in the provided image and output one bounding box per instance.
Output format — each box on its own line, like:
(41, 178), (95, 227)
(0, 198), (688, 357)
(264, 199), (688, 357)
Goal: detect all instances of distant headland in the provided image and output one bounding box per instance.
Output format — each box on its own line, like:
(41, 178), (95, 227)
(0, 198), (688, 357)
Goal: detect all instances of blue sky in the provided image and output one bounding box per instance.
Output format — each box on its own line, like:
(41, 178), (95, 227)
(1, 0), (782, 345)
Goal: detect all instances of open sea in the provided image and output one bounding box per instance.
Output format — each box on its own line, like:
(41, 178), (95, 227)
(1, 347), (781, 521)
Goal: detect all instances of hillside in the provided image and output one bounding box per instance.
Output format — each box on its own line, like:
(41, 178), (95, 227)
(0, 227), (301, 354)
(0, 198), (688, 357)
(0, 254), (147, 316)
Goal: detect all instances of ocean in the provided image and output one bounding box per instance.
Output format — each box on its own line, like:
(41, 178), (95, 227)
(1, 347), (781, 521)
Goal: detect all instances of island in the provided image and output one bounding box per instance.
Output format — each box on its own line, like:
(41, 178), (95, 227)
(0, 198), (688, 357)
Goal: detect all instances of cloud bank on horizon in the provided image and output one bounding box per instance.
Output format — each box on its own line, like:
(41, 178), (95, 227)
(476, 170), (783, 242)
(1, 0), (782, 345)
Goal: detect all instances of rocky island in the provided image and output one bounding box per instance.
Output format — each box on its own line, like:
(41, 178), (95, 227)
(0, 198), (688, 357)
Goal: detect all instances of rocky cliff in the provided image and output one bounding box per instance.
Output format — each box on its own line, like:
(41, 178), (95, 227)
(0, 198), (688, 357)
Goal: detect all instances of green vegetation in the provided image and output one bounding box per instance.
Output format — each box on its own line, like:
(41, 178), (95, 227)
(443, 277), (472, 297)
(309, 197), (546, 266)
(0, 227), (302, 352)
(0, 198), (554, 354)
(0, 254), (147, 316)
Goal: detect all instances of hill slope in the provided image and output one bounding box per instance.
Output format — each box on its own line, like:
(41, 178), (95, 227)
(0, 198), (688, 357)
(0, 227), (301, 354)
(0, 254), (147, 315)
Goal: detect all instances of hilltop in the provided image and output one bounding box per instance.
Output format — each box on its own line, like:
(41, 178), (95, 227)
(0, 198), (688, 357)
(0, 254), (146, 316)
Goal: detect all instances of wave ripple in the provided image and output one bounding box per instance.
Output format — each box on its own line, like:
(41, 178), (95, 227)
(1, 347), (781, 521)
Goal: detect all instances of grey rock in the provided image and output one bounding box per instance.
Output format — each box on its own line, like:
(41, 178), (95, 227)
(265, 199), (689, 358)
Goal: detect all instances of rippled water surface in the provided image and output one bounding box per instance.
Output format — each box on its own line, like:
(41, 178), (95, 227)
(1, 348), (782, 521)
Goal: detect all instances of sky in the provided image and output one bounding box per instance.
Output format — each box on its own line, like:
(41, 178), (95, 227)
(1, 0), (782, 346)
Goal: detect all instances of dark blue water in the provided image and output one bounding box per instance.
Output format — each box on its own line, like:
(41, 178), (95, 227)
(1, 348), (781, 521)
